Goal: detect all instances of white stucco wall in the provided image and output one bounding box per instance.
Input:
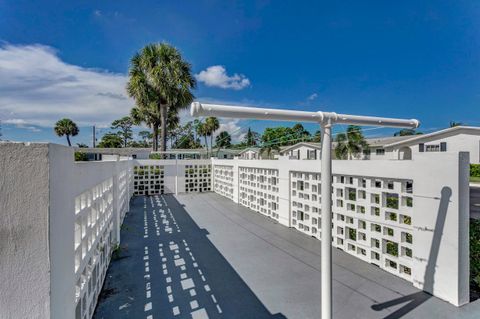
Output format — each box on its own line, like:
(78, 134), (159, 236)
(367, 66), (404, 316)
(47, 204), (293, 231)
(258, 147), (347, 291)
(391, 133), (480, 163)
(0, 143), (51, 319)
(284, 145), (320, 160)
(0, 143), (134, 319)
(212, 152), (470, 306)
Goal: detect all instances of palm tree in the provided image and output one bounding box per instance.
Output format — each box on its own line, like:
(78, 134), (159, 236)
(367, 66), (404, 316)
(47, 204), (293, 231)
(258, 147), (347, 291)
(215, 131), (232, 156)
(260, 144), (280, 159)
(54, 118), (79, 146)
(206, 117), (220, 155)
(127, 43), (196, 152)
(196, 122), (209, 154)
(335, 125), (369, 160)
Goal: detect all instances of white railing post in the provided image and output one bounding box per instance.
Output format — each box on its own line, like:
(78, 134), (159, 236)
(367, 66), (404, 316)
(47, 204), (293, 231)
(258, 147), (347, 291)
(190, 101), (419, 319)
(320, 120), (333, 319)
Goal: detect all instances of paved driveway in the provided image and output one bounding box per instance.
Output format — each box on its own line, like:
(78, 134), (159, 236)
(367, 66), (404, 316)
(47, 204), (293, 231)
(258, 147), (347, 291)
(94, 193), (480, 319)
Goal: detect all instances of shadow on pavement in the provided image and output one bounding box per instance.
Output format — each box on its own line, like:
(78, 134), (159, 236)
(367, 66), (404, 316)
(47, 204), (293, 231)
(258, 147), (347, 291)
(94, 194), (286, 319)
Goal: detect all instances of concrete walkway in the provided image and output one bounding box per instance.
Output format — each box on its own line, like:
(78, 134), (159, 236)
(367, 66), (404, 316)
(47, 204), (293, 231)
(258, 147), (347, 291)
(94, 193), (480, 319)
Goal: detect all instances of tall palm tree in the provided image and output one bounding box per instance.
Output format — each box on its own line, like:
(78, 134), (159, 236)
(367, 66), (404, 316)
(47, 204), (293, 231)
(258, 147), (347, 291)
(335, 125), (369, 160)
(54, 118), (79, 146)
(127, 43), (196, 152)
(215, 131), (231, 156)
(206, 117), (220, 155)
(196, 122), (209, 155)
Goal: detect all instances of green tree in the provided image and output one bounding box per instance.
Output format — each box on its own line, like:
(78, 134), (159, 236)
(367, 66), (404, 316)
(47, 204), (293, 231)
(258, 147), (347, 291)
(244, 128), (259, 146)
(260, 144), (280, 159)
(394, 129), (422, 136)
(291, 123), (311, 142)
(111, 116), (133, 147)
(76, 143), (88, 148)
(311, 130), (321, 143)
(97, 133), (123, 148)
(196, 122), (209, 153)
(206, 117), (220, 155)
(127, 43), (196, 152)
(215, 131), (232, 148)
(130, 106), (158, 147)
(138, 130), (153, 146)
(261, 127), (292, 146)
(54, 118), (79, 146)
(335, 125), (369, 160)
(172, 121), (202, 149)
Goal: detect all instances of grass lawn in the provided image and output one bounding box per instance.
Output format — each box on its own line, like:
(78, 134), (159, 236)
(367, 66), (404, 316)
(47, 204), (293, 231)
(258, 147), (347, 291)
(471, 176), (480, 183)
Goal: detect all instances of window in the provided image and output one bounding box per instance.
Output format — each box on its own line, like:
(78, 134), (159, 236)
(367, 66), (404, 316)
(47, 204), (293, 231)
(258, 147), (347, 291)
(426, 144), (440, 152)
(376, 149), (385, 156)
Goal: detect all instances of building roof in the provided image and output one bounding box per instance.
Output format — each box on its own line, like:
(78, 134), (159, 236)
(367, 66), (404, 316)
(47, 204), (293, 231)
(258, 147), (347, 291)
(364, 135), (413, 148)
(279, 142), (322, 154)
(384, 126), (480, 148)
(74, 147), (241, 155)
(278, 136), (412, 153)
(238, 147), (261, 154)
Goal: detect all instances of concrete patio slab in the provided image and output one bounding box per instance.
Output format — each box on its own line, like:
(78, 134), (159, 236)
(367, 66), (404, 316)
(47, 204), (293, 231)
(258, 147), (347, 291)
(94, 193), (480, 319)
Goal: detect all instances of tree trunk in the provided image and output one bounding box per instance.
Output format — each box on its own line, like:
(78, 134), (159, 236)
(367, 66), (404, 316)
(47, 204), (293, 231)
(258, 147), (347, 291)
(159, 104), (168, 155)
(204, 135), (208, 157)
(152, 125), (159, 152)
(210, 135), (214, 157)
(66, 135), (71, 146)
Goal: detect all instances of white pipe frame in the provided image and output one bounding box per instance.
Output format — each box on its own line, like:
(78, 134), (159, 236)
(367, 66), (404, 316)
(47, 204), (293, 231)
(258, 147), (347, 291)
(190, 101), (419, 319)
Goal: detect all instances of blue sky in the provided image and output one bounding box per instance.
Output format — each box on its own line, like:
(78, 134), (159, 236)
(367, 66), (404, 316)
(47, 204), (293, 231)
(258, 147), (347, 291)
(0, 0), (479, 145)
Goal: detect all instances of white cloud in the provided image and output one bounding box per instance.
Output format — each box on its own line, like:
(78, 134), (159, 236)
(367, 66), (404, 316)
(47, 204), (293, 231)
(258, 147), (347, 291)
(0, 44), (132, 128)
(177, 108), (246, 143)
(216, 119), (246, 143)
(307, 93), (318, 101)
(195, 65), (250, 90)
(3, 118), (42, 132)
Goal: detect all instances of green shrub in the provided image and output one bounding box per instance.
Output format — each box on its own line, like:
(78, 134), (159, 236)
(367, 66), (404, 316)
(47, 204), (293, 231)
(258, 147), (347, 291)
(386, 196), (399, 209)
(471, 219), (480, 292)
(349, 228), (357, 241)
(405, 233), (413, 244)
(388, 213), (397, 222)
(471, 164), (480, 177)
(74, 152), (89, 161)
(386, 241), (398, 256)
(403, 215), (412, 225)
(348, 190), (356, 201)
(149, 153), (162, 160)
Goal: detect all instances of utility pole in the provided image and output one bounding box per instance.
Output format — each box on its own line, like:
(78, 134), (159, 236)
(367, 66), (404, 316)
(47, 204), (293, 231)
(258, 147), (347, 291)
(92, 125), (96, 148)
(190, 101), (419, 319)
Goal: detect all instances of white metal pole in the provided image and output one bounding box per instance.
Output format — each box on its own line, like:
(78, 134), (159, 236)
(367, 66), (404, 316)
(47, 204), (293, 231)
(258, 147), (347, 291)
(190, 101), (419, 319)
(175, 153), (179, 195)
(321, 120), (333, 319)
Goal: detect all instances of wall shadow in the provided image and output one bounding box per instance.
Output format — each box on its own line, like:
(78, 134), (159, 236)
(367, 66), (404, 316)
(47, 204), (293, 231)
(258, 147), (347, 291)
(94, 194), (286, 319)
(371, 187), (451, 319)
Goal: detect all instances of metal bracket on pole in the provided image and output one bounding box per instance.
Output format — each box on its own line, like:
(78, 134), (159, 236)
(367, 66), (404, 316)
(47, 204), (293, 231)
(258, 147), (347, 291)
(190, 102), (419, 319)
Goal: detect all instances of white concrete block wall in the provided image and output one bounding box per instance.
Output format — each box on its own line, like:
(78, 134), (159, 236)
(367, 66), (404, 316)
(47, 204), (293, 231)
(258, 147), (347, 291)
(0, 143), (134, 319)
(238, 166), (280, 220)
(132, 159), (212, 195)
(212, 152), (470, 306)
